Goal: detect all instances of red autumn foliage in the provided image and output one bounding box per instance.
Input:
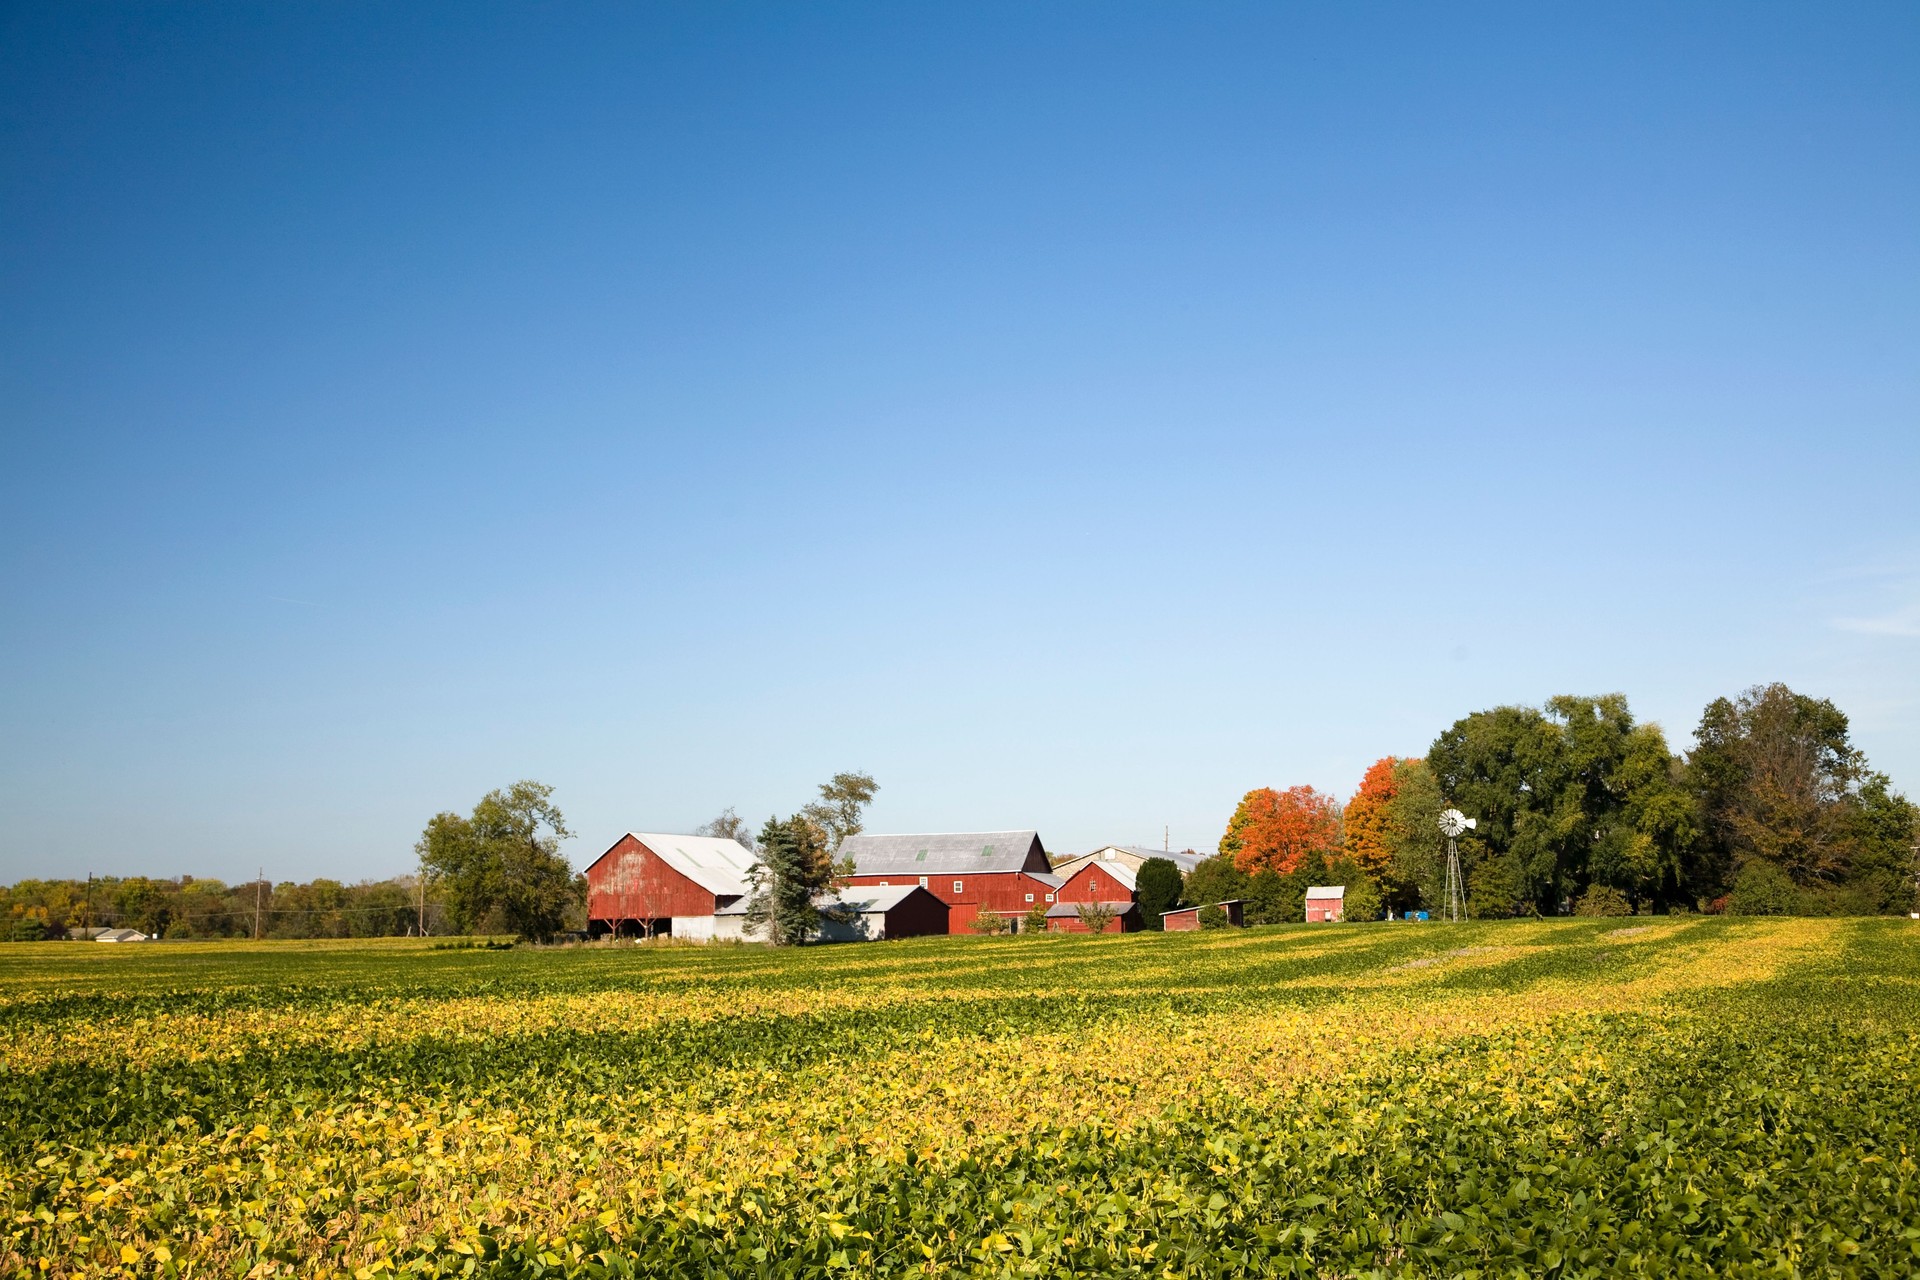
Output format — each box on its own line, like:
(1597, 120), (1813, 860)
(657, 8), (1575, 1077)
(1342, 757), (1401, 879)
(1221, 785), (1342, 876)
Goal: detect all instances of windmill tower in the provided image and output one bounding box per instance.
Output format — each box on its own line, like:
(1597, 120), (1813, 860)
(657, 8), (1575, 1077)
(1438, 809), (1477, 923)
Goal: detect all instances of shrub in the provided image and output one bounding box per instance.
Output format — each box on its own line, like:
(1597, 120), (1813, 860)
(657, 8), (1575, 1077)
(1337, 872), (1383, 922)
(971, 908), (1011, 936)
(1728, 861), (1799, 916)
(1073, 902), (1117, 934)
(1197, 904), (1230, 929)
(1574, 885), (1632, 917)
(1021, 902), (1050, 934)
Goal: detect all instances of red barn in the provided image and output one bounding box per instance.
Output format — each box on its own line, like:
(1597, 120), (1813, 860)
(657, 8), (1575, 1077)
(1045, 900), (1140, 932)
(1162, 899), (1247, 931)
(1304, 885), (1346, 922)
(584, 832), (759, 939)
(1048, 860), (1143, 932)
(840, 830), (1062, 933)
(1054, 860), (1137, 906)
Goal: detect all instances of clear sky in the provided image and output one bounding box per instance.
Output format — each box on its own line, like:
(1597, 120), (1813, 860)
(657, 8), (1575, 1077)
(3, 2), (1916, 884)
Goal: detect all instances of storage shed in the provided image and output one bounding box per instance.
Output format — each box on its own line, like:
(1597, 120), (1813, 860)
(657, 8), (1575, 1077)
(713, 884), (949, 943)
(584, 832), (759, 939)
(1161, 899), (1246, 931)
(1304, 885), (1346, 923)
(1044, 900), (1140, 933)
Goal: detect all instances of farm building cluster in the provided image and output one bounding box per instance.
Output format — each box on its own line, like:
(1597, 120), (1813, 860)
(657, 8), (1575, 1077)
(582, 831), (1307, 942)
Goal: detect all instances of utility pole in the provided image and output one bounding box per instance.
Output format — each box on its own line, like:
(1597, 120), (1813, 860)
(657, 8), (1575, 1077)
(1910, 842), (1919, 920)
(1164, 825), (1169, 852)
(254, 867), (264, 940)
(417, 859), (427, 937)
(84, 872), (93, 937)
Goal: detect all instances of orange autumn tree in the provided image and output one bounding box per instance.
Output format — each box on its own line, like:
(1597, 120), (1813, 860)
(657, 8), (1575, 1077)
(1342, 757), (1402, 881)
(1219, 785), (1342, 875)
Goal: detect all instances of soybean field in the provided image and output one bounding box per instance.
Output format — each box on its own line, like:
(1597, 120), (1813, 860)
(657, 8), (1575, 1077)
(5, 918), (1919, 1277)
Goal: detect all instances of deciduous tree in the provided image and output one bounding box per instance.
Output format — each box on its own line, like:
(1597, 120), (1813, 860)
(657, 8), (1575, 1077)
(416, 780), (577, 942)
(1220, 786), (1342, 876)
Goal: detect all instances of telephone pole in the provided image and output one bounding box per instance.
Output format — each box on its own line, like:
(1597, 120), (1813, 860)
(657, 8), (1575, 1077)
(417, 860), (427, 937)
(254, 867), (264, 940)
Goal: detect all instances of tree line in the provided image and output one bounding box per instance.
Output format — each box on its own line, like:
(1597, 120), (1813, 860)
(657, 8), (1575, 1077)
(1, 873), (445, 941)
(1185, 682), (1917, 921)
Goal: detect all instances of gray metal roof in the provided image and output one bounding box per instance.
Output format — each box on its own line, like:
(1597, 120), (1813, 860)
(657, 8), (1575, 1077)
(1054, 845), (1205, 876)
(842, 831), (1049, 875)
(1046, 899), (1136, 918)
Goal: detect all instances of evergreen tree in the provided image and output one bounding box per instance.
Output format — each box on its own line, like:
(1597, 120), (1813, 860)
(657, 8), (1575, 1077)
(1133, 857), (1183, 930)
(745, 816), (828, 945)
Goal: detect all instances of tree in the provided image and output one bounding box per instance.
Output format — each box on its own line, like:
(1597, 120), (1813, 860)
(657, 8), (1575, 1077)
(1021, 901), (1051, 934)
(1690, 684), (1869, 894)
(1327, 856), (1382, 921)
(1221, 785), (1342, 876)
(1382, 758), (1446, 911)
(1430, 695), (1698, 914)
(1073, 901), (1118, 934)
(1342, 759), (1401, 881)
(695, 807), (756, 850)
(801, 771), (879, 856)
(745, 815), (826, 945)
(416, 780), (576, 942)
(1133, 857), (1183, 931)
(1182, 854), (1249, 909)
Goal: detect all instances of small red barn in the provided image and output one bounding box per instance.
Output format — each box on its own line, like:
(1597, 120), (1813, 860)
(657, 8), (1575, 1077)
(584, 832), (759, 939)
(1045, 900), (1140, 933)
(1161, 899), (1247, 931)
(1304, 885), (1346, 923)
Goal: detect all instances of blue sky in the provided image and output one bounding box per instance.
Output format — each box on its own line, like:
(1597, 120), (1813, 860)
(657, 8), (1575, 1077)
(3, 2), (1916, 883)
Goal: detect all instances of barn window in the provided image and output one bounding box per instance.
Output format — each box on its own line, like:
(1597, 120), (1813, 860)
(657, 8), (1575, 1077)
(1045, 893), (1054, 902)
(878, 880), (889, 887)
(1025, 893), (1034, 903)
(952, 880), (963, 893)
(918, 876), (927, 888)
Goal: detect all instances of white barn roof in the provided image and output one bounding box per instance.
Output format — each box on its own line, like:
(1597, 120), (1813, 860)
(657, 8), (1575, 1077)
(842, 831), (1049, 875)
(623, 833), (760, 898)
(1305, 884), (1346, 900)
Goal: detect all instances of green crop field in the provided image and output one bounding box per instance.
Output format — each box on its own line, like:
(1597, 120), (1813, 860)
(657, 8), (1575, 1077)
(5, 918), (1918, 1278)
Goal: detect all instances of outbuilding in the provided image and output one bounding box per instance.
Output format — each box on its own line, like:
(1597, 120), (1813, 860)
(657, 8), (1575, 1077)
(713, 884), (949, 943)
(1304, 885), (1346, 923)
(1044, 900), (1140, 933)
(584, 832), (760, 939)
(1161, 899), (1246, 931)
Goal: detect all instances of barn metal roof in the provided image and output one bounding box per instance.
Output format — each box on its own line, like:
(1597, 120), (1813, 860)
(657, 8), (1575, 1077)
(1045, 899), (1136, 918)
(626, 833), (761, 898)
(1054, 845), (1205, 876)
(1065, 861), (1137, 891)
(841, 831), (1049, 875)
(1305, 885), (1346, 899)
(712, 884), (931, 916)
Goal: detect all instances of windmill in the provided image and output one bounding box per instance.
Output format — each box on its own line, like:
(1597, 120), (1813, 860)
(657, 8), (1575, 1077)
(1438, 809), (1477, 923)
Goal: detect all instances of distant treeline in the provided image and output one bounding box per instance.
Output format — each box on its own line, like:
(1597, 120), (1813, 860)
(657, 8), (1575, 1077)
(1, 875), (451, 941)
(1198, 682), (1919, 921)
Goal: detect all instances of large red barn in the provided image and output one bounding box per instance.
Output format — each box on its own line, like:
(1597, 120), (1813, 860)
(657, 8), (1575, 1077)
(584, 832), (759, 939)
(839, 830), (1062, 933)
